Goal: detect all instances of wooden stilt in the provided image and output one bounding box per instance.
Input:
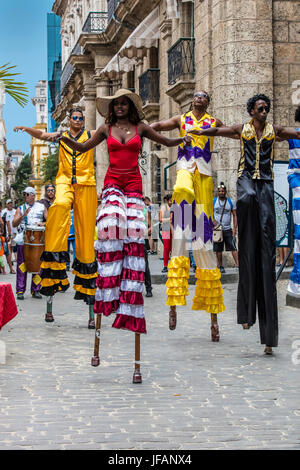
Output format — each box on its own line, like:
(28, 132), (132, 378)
(132, 333), (142, 383)
(88, 304), (95, 329)
(91, 314), (101, 366)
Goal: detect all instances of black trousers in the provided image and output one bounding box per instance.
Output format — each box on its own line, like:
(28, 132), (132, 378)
(237, 174), (278, 347)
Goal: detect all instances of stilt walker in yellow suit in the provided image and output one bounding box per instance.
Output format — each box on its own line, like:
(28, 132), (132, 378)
(14, 107), (98, 327)
(151, 91), (226, 341)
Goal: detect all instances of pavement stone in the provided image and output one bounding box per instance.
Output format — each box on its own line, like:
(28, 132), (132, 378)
(0, 256), (300, 450)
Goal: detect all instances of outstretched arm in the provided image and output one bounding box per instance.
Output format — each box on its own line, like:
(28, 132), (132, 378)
(141, 122), (192, 147)
(150, 115), (181, 132)
(59, 125), (108, 151)
(188, 124), (242, 139)
(274, 125), (300, 141)
(14, 125), (58, 141)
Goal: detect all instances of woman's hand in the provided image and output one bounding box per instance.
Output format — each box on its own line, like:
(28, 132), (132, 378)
(14, 126), (26, 133)
(187, 128), (203, 137)
(48, 132), (61, 142)
(182, 135), (193, 145)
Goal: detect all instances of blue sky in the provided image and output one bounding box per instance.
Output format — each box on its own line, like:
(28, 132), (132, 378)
(0, 0), (54, 154)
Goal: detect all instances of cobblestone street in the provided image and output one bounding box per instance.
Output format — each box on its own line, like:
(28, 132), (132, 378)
(0, 265), (300, 450)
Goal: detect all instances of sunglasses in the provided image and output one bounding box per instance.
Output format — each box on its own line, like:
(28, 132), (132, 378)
(47, 189), (55, 192)
(23, 192), (33, 196)
(194, 92), (209, 99)
(71, 116), (84, 121)
(257, 106), (269, 113)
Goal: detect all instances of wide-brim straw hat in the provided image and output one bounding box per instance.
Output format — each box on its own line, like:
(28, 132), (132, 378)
(96, 88), (145, 120)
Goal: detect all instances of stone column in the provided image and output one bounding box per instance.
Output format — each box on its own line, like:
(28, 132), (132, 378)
(94, 76), (110, 194)
(273, 0), (300, 161)
(159, 13), (180, 200)
(208, 0), (274, 198)
(81, 67), (97, 131)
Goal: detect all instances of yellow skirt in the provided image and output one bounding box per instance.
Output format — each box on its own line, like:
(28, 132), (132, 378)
(166, 169), (225, 313)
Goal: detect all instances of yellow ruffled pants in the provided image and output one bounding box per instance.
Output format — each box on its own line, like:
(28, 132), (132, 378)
(40, 183), (98, 303)
(166, 169), (225, 314)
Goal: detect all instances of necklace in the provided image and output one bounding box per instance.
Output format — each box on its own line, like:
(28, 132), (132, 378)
(115, 123), (131, 135)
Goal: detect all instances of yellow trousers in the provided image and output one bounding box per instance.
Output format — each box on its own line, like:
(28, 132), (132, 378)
(166, 169), (225, 314)
(40, 184), (97, 304)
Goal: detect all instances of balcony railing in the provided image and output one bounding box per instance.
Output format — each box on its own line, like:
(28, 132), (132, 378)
(59, 12), (108, 95)
(60, 61), (76, 94)
(82, 11), (108, 33)
(108, 0), (121, 25)
(139, 69), (160, 105)
(167, 37), (195, 85)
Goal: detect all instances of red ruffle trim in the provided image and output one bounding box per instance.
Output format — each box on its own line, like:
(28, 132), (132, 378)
(96, 274), (121, 289)
(124, 191), (143, 199)
(102, 186), (124, 197)
(94, 299), (119, 316)
(97, 250), (123, 263)
(121, 268), (145, 282)
(102, 200), (124, 208)
(123, 242), (144, 257)
(127, 202), (144, 210)
(112, 314), (146, 334)
(120, 291), (144, 305)
(127, 216), (145, 222)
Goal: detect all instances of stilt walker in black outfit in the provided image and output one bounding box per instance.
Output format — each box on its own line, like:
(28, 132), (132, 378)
(188, 94), (300, 355)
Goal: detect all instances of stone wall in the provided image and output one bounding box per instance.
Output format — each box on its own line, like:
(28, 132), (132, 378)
(53, 0), (300, 201)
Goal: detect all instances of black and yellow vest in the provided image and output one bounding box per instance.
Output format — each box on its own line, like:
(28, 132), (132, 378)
(56, 130), (96, 186)
(238, 120), (275, 180)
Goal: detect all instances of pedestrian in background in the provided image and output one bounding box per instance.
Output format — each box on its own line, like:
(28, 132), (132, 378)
(1, 200), (16, 274)
(145, 196), (157, 254)
(12, 187), (47, 300)
(160, 194), (172, 273)
(213, 182), (238, 273)
(0, 225), (6, 274)
(40, 184), (56, 210)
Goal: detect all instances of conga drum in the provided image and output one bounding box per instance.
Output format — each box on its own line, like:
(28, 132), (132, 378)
(24, 225), (45, 273)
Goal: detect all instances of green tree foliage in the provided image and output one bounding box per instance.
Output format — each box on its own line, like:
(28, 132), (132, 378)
(40, 145), (59, 183)
(0, 63), (28, 107)
(11, 154), (32, 203)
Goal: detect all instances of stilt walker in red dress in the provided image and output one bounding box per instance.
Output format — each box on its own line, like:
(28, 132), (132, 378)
(57, 89), (191, 382)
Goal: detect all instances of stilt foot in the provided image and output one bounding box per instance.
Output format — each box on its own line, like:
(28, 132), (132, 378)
(45, 312), (54, 322)
(91, 356), (100, 367)
(264, 346), (273, 356)
(132, 369), (142, 384)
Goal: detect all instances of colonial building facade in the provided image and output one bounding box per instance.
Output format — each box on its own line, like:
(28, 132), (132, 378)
(51, 0), (300, 202)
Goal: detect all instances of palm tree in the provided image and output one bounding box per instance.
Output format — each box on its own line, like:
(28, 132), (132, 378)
(0, 63), (28, 107)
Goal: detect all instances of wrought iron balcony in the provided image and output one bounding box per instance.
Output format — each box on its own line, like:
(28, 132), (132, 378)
(139, 68), (160, 105)
(60, 61), (75, 94)
(82, 11), (108, 33)
(108, 0), (121, 25)
(167, 37), (195, 85)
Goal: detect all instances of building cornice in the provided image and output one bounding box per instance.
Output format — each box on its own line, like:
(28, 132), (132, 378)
(52, 0), (68, 17)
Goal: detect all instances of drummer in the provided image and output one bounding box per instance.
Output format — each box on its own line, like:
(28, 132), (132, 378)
(12, 186), (47, 300)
